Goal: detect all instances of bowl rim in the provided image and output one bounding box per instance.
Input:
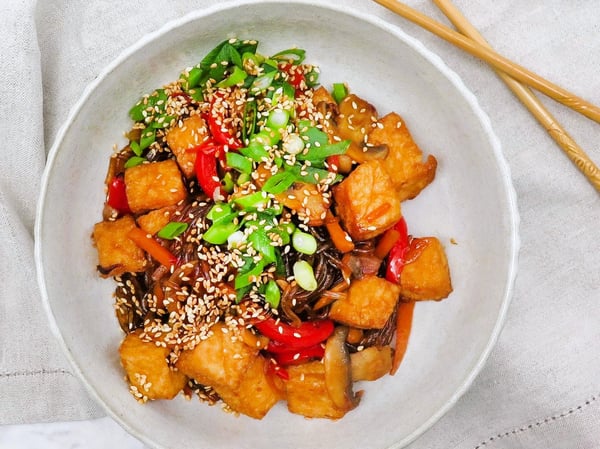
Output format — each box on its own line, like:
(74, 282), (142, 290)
(34, 0), (520, 447)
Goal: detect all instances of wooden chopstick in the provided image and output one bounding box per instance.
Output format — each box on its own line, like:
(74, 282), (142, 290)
(431, 0), (600, 192)
(372, 0), (600, 126)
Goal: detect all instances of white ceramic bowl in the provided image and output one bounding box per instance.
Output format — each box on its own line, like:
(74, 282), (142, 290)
(35, 1), (519, 448)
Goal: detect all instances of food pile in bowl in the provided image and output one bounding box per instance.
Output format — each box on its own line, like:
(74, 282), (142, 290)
(91, 38), (452, 420)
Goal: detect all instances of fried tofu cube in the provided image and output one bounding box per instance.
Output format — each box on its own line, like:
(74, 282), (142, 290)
(399, 237), (453, 301)
(92, 215), (146, 277)
(119, 331), (187, 401)
(350, 346), (393, 381)
(286, 361), (348, 419)
(136, 206), (177, 235)
(368, 112), (437, 201)
(336, 94), (378, 145)
(329, 275), (400, 329)
(215, 355), (281, 419)
(124, 160), (187, 214)
(333, 160), (401, 240)
(165, 114), (209, 178)
(175, 323), (258, 391)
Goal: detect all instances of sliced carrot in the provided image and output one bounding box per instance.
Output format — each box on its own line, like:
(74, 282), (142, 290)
(324, 210), (355, 253)
(363, 202), (391, 223)
(128, 226), (177, 268)
(374, 228), (400, 259)
(390, 301), (415, 375)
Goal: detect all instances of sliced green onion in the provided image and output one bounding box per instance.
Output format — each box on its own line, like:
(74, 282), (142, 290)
(248, 230), (277, 264)
(293, 260), (317, 291)
(157, 222), (189, 240)
(297, 120), (329, 147)
(332, 83), (348, 104)
(207, 202), (235, 222)
(270, 83), (295, 105)
(271, 48), (306, 64)
(150, 114), (175, 129)
(221, 172), (234, 193)
(296, 140), (350, 163)
(124, 156), (145, 169)
(181, 66), (203, 90)
(234, 260), (265, 290)
(292, 229), (317, 255)
(129, 89), (168, 122)
(240, 143), (270, 162)
(305, 68), (320, 87)
(242, 52), (264, 69)
(262, 170), (297, 195)
(237, 172), (251, 186)
(284, 164), (343, 185)
(251, 71), (276, 93)
(233, 191), (269, 211)
(226, 152), (253, 174)
(249, 128), (280, 147)
(282, 133), (305, 155)
(227, 230), (247, 248)
(187, 88), (204, 102)
(216, 66), (248, 87)
(266, 109), (290, 130)
(264, 280), (281, 308)
(269, 225), (291, 245)
(139, 128), (156, 150)
(130, 140), (143, 157)
(203, 221), (239, 245)
(242, 99), (257, 143)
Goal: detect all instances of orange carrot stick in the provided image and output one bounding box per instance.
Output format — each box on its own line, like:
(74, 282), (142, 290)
(324, 210), (355, 253)
(128, 227), (177, 268)
(390, 301), (415, 375)
(374, 229), (400, 259)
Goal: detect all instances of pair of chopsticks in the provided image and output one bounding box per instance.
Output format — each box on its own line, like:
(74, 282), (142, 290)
(373, 0), (600, 192)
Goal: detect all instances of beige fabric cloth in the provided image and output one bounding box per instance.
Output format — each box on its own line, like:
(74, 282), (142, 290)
(1, 0), (598, 447)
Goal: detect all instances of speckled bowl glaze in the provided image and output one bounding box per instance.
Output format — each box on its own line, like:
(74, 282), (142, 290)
(35, 1), (519, 448)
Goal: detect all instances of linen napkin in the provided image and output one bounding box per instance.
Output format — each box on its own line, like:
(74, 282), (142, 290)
(1, 0), (598, 448)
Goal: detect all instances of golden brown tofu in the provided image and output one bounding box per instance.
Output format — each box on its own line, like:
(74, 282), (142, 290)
(399, 237), (453, 301)
(136, 206), (177, 236)
(286, 361), (348, 419)
(165, 114), (208, 178)
(329, 275), (400, 329)
(92, 215), (146, 277)
(333, 160), (401, 240)
(368, 112), (437, 201)
(175, 323), (258, 391)
(350, 346), (393, 381)
(215, 355), (281, 419)
(124, 160), (187, 214)
(119, 331), (187, 401)
(336, 94), (378, 145)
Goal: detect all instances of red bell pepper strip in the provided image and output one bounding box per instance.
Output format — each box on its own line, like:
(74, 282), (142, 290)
(205, 92), (242, 149)
(193, 141), (223, 200)
(253, 316), (334, 349)
(326, 155), (340, 173)
(278, 63), (305, 90)
(271, 343), (325, 366)
(266, 358), (289, 380)
(106, 175), (131, 214)
(385, 217), (409, 284)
